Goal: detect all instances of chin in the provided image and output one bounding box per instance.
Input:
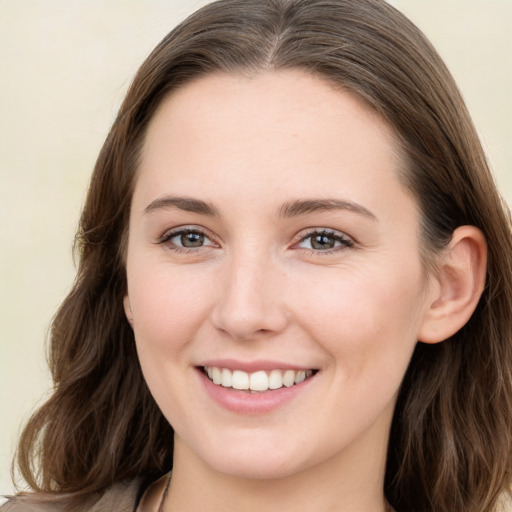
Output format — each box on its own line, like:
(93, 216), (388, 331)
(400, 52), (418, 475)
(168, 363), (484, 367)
(213, 455), (306, 481)
(187, 431), (321, 481)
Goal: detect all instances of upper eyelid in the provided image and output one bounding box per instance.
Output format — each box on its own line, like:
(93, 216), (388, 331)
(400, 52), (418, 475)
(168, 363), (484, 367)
(291, 229), (356, 254)
(156, 225), (354, 248)
(158, 225), (216, 244)
(294, 227), (353, 242)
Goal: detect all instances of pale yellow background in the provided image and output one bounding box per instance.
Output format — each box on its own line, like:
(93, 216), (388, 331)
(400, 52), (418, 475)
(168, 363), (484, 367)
(1, 0), (511, 497)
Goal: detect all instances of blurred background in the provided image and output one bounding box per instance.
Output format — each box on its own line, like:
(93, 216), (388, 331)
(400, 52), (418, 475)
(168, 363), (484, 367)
(1, 0), (511, 497)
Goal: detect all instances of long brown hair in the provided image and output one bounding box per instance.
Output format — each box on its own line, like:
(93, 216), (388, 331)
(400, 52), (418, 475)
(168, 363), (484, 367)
(13, 1), (512, 510)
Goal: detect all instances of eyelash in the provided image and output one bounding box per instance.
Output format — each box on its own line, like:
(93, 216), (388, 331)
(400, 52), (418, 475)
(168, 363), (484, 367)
(158, 226), (354, 255)
(294, 229), (354, 254)
(158, 226), (217, 253)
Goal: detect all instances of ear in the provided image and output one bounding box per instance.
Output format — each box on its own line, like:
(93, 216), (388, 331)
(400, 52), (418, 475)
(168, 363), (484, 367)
(123, 295), (134, 328)
(418, 226), (487, 344)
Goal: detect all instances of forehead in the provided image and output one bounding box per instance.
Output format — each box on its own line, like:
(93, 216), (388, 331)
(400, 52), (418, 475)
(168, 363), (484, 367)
(136, 70), (412, 216)
(144, 70), (397, 155)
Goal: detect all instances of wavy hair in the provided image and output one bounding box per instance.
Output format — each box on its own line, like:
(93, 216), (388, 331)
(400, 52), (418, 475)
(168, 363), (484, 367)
(13, 1), (512, 510)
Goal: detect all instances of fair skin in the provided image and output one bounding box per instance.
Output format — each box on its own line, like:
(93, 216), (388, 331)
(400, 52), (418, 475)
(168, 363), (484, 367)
(124, 70), (487, 512)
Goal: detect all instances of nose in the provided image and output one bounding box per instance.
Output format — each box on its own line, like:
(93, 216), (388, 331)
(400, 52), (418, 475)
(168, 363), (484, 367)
(211, 251), (289, 340)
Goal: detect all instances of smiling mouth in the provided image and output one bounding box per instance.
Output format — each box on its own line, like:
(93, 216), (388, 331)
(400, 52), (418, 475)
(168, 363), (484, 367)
(201, 366), (317, 393)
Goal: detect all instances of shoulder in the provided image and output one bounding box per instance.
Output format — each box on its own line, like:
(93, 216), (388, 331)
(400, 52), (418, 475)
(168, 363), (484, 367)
(90, 478), (143, 511)
(1, 478), (143, 512)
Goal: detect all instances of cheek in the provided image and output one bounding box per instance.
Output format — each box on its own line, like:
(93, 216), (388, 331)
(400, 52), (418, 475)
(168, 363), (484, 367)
(127, 265), (214, 359)
(127, 267), (211, 425)
(291, 265), (426, 369)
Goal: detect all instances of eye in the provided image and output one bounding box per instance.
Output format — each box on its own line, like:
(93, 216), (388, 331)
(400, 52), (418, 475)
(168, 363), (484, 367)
(159, 227), (217, 250)
(296, 229), (353, 252)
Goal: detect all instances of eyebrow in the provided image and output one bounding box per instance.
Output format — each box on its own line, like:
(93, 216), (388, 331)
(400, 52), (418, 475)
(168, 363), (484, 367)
(279, 198), (377, 220)
(143, 195), (376, 220)
(144, 196), (219, 216)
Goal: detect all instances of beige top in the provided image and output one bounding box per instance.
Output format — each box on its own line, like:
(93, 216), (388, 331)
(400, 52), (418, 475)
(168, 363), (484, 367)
(1, 479), (143, 512)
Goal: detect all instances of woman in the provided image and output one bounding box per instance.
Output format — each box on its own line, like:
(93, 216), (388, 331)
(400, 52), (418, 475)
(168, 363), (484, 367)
(3, 0), (512, 511)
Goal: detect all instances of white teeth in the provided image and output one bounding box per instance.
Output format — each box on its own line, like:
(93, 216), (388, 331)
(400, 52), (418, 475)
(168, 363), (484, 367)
(249, 371), (269, 391)
(282, 370), (295, 388)
(294, 370), (306, 384)
(212, 367), (222, 385)
(221, 368), (232, 388)
(204, 367), (315, 392)
(268, 369), (283, 390)
(232, 370), (249, 390)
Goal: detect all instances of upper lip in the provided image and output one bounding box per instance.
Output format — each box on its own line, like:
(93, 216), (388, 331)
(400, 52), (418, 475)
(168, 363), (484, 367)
(198, 359), (318, 373)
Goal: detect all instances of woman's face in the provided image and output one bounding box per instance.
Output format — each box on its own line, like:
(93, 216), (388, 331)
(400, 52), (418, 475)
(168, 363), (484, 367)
(124, 70), (437, 480)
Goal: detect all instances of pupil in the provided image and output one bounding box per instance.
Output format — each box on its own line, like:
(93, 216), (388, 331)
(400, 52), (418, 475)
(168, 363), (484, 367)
(312, 234), (335, 250)
(181, 232), (204, 247)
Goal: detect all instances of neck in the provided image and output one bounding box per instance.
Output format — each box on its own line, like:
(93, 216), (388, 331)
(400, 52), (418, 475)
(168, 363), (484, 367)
(164, 426), (391, 512)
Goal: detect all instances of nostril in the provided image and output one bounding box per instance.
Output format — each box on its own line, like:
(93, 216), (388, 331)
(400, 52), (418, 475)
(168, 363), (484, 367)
(210, 270), (289, 339)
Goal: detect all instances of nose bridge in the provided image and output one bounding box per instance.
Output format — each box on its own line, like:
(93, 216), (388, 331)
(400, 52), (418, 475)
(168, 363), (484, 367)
(211, 244), (288, 339)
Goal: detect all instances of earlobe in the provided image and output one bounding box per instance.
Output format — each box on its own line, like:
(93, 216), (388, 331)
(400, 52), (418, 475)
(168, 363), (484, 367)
(124, 295), (134, 327)
(418, 226), (487, 344)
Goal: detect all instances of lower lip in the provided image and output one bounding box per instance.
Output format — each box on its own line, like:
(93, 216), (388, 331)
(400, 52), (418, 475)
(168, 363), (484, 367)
(197, 369), (316, 415)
